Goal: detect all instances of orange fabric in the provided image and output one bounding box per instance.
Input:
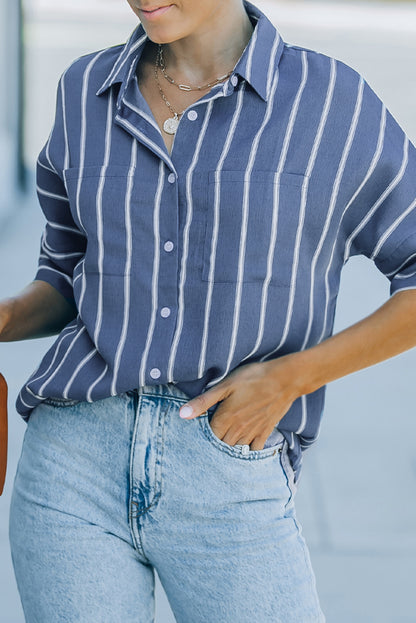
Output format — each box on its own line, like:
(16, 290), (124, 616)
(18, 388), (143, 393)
(0, 374), (8, 495)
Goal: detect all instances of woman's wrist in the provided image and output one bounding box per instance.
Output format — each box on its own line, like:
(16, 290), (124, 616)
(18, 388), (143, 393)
(0, 299), (15, 342)
(265, 351), (318, 402)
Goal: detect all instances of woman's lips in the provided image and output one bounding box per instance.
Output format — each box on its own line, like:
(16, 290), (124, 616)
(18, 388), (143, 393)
(139, 5), (173, 21)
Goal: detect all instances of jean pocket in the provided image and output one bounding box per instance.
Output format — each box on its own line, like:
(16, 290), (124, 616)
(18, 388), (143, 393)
(198, 413), (284, 461)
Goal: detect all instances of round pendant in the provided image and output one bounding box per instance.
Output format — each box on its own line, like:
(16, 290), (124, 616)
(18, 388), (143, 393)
(163, 116), (180, 135)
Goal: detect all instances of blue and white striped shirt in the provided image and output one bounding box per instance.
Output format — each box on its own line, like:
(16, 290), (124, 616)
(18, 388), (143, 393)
(17, 2), (416, 477)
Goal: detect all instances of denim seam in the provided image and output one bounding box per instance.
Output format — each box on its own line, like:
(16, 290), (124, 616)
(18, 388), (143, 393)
(279, 440), (296, 509)
(128, 393), (151, 562)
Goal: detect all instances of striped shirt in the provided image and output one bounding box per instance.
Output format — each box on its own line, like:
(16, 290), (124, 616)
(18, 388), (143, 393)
(17, 1), (416, 478)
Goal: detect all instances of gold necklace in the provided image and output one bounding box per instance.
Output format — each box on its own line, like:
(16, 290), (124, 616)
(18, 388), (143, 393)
(158, 44), (233, 92)
(154, 50), (184, 135)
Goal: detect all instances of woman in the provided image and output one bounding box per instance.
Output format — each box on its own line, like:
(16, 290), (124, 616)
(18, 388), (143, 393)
(4, 0), (416, 621)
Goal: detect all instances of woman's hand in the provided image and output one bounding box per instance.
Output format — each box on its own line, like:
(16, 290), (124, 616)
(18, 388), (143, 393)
(0, 280), (77, 342)
(179, 290), (416, 449)
(179, 356), (301, 450)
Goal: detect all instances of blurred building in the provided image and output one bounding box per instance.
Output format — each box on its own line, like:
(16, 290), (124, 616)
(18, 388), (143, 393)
(0, 0), (25, 221)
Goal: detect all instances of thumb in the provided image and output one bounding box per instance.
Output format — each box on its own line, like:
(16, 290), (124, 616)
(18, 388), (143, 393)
(179, 384), (227, 420)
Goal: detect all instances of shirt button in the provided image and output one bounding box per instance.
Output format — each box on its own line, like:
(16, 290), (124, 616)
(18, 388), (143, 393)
(167, 173), (176, 184)
(150, 368), (161, 379)
(164, 240), (174, 252)
(187, 110), (198, 121)
(231, 75), (238, 87)
(160, 307), (171, 318)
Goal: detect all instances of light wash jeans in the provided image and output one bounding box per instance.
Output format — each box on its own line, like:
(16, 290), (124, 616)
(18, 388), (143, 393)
(9, 383), (325, 622)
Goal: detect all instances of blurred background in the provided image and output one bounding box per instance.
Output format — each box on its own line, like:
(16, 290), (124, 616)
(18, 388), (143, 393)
(1, 1), (416, 621)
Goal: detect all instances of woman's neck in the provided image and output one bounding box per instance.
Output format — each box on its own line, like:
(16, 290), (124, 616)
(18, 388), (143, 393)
(161, 6), (254, 86)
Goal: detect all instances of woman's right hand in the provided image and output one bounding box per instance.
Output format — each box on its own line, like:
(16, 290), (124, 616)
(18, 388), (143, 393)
(0, 280), (77, 342)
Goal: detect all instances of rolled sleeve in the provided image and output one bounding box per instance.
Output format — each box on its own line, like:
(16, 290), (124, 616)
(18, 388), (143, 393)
(35, 75), (86, 302)
(377, 232), (416, 295)
(348, 83), (416, 296)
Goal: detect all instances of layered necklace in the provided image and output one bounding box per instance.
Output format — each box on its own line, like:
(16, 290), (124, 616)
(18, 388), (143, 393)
(154, 44), (233, 135)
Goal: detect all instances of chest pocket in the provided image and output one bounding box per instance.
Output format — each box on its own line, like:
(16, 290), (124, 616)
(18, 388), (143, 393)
(201, 170), (307, 285)
(63, 165), (137, 276)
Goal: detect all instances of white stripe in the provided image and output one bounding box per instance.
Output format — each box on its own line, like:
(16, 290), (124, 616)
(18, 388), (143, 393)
(63, 347), (98, 398)
(207, 52), (309, 387)
(280, 57), (336, 351)
(76, 50), (109, 316)
(317, 105), (387, 338)
(111, 139), (138, 394)
(245, 25), (258, 84)
(303, 76), (365, 349)
(316, 78), (366, 344)
(168, 101), (214, 382)
(344, 134), (409, 262)
(342, 105), (387, 262)
(73, 271), (83, 285)
(216, 53), (306, 383)
(139, 160), (165, 387)
(100, 34), (146, 93)
(386, 250), (416, 278)
(37, 186), (69, 202)
(371, 195), (416, 260)
(123, 99), (160, 133)
(198, 87), (246, 378)
(75, 50), (108, 232)
(44, 129), (58, 175)
(394, 269), (416, 280)
(37, 265), (73, 285)
(93, 91), (114, 345)
(41, 244), (83, 261)
(265, 32), (280, 97)
(116, 117), (172, 166)
(38, 327), (87, 396)
(86, 364), (109, 402)
(24, 324), (78, 389)
(296, 395), (308, 435)
(37, 159), (57, 175)
(17, 393), (39, 410)
(226, 70), (287, 372)
(260, 52), (326, 362)
(48, 221), (85, 236)
(238, 73), (284, 363)
(61, 76), (70, 171)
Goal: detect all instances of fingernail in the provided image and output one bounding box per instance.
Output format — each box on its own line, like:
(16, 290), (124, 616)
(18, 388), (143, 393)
(180, 405), (194, 419)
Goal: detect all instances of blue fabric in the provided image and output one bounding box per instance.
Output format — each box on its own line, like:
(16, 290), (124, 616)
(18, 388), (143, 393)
(9, 384), (325, 622)
(17, 1), (416, 479)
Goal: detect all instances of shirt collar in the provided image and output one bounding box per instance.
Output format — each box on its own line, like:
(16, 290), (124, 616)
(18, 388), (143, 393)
(96, 1), (284, 103)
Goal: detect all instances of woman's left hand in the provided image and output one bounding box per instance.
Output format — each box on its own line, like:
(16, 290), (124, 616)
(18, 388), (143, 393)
(178, 356), (301, 450)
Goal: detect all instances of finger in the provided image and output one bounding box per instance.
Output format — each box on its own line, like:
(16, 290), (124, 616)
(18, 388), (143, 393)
(249, 436), (266, 451)
(179, 383), (230, 420)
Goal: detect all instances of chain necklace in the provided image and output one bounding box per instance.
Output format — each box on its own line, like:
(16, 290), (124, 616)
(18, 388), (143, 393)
(154, 50), (184, 135)
(154, 45), (234, 135)
(155, 57), (185, 134)
(158, 44), (233, 92)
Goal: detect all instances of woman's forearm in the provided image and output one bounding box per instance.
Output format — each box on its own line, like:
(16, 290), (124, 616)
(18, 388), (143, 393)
(292, 289), (416, 396)
(0, 280), (77, 342)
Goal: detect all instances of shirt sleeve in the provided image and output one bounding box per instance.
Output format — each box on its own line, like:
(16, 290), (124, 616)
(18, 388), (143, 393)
(347, 82), (416, 296)
(34, 74), (86, 302)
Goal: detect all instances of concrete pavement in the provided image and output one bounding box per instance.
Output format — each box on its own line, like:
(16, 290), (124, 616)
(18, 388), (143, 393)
(1, 1), (416, 621)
